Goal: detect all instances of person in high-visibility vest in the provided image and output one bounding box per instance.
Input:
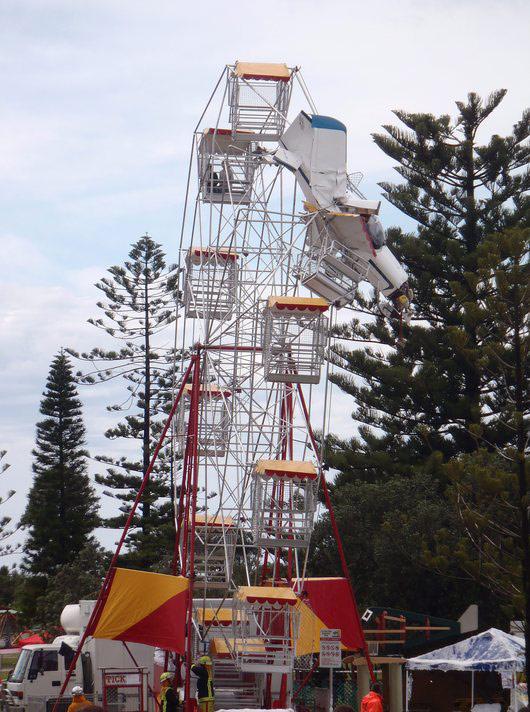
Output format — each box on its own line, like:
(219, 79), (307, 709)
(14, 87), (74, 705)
(361, 682), (383, 712)
(191, 656), (214, 712)
(66, 686), (91, 712)
(159, 672), (180, 712)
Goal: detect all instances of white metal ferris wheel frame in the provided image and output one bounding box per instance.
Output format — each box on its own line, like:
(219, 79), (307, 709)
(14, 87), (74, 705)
(54, 65), (376, 712)
(172, 64), (335, 597)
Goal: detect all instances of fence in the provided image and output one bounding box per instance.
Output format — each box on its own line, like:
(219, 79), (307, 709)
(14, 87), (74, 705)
(295, 671), (358, 712)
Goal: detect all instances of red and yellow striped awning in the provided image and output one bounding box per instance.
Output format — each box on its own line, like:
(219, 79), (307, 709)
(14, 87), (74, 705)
(267, 296), (329, 313)
(91, 568), (189, 652)
(235, 586), (298, 606)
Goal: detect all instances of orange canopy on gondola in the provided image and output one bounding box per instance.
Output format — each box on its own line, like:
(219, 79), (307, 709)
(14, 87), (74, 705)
(196, 607), (241, 627)
(254, 459), (318, 480)
(210, 636), (266, 658)
(267, 296), (329, 313)
(234, 62), (291, 82)
(235, 586), (298, 606)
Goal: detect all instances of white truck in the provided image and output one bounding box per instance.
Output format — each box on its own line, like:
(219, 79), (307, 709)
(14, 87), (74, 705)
(6, 600), (155, 711)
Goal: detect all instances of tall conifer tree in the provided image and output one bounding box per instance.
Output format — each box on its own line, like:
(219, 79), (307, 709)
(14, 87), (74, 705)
(68, 234), (180, 568)
(314, 92), (528, 619)
(427, 227), (529, 677)
(328, 92), (528, 482)
(21, 353), (98, 576)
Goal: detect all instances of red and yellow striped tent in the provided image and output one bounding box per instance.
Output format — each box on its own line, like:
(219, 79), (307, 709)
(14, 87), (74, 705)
(90, 568), (189, 652)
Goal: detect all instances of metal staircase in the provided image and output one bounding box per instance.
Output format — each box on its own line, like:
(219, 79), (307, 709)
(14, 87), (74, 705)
(213, 658), (261, 709)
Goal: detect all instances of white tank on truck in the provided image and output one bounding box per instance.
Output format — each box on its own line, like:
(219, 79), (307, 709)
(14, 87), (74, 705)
(6, 600), (155, 711)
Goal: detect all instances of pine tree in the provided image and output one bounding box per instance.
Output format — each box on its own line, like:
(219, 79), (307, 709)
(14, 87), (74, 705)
(309, 472), (487, 616)
(34, 541), (110, 632)
(0, 451), (17, 556)
(316, 92), (528, 618)
(0, 565), (20, 608)
(432, 451), (527, 645)
(327, 91), (528, 480)
(67, 234), (180, 569)
(427, 227), (529, 678)
(21, 353), (98, 576)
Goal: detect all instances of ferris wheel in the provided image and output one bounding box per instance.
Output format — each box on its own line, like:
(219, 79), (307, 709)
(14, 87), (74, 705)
(172, 61), (411, 709)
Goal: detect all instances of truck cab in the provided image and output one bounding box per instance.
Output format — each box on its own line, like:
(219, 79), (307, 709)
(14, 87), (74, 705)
(7, 634), (90, 708)
(6, 601), (153, 710)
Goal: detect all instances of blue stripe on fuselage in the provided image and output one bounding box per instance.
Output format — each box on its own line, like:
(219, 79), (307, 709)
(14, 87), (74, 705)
(311, 115), (347, 132)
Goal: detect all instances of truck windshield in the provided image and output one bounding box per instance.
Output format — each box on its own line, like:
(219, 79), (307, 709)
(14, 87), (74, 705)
(10, 649), (32, 683)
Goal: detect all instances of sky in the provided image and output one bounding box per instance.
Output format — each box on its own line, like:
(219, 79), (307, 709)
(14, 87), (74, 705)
(1, 0), (529, 564)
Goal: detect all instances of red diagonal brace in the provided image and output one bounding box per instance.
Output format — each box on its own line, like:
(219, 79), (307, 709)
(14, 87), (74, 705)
(296, 382), (376, 683)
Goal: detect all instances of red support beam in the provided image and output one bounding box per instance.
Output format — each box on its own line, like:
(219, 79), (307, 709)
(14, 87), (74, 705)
(292, 657), (319, 701)
(295, 382), (376, 683)
(184, 353), (202, 712)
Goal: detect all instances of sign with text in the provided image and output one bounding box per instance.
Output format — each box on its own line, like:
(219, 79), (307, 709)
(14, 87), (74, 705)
(104, 671), (142, 687)
(319, 628), (341, 668)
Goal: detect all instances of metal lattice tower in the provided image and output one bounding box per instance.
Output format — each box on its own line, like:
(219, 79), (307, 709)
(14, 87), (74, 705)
(175, 61), (325, 577)
(172, 61), (395, 709)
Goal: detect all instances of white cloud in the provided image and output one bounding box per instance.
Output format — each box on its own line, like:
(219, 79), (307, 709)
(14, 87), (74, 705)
(1, 0), (527, 211)
(1, 0), (528, 562)
(0, 234), (136, 560)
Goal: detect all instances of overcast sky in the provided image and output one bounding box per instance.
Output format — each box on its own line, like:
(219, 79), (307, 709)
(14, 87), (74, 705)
(1, 0), (528, 563)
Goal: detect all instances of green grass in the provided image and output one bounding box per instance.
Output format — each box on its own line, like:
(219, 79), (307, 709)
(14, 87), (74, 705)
(0, 653), (19, 676)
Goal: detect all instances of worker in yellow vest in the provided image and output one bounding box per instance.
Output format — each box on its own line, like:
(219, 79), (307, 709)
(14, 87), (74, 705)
(159, 672), (180, 712)
(191, 656), (214, 712)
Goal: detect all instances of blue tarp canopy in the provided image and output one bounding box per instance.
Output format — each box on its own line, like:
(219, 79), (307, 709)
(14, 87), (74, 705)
(407, 628), (526, 673)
